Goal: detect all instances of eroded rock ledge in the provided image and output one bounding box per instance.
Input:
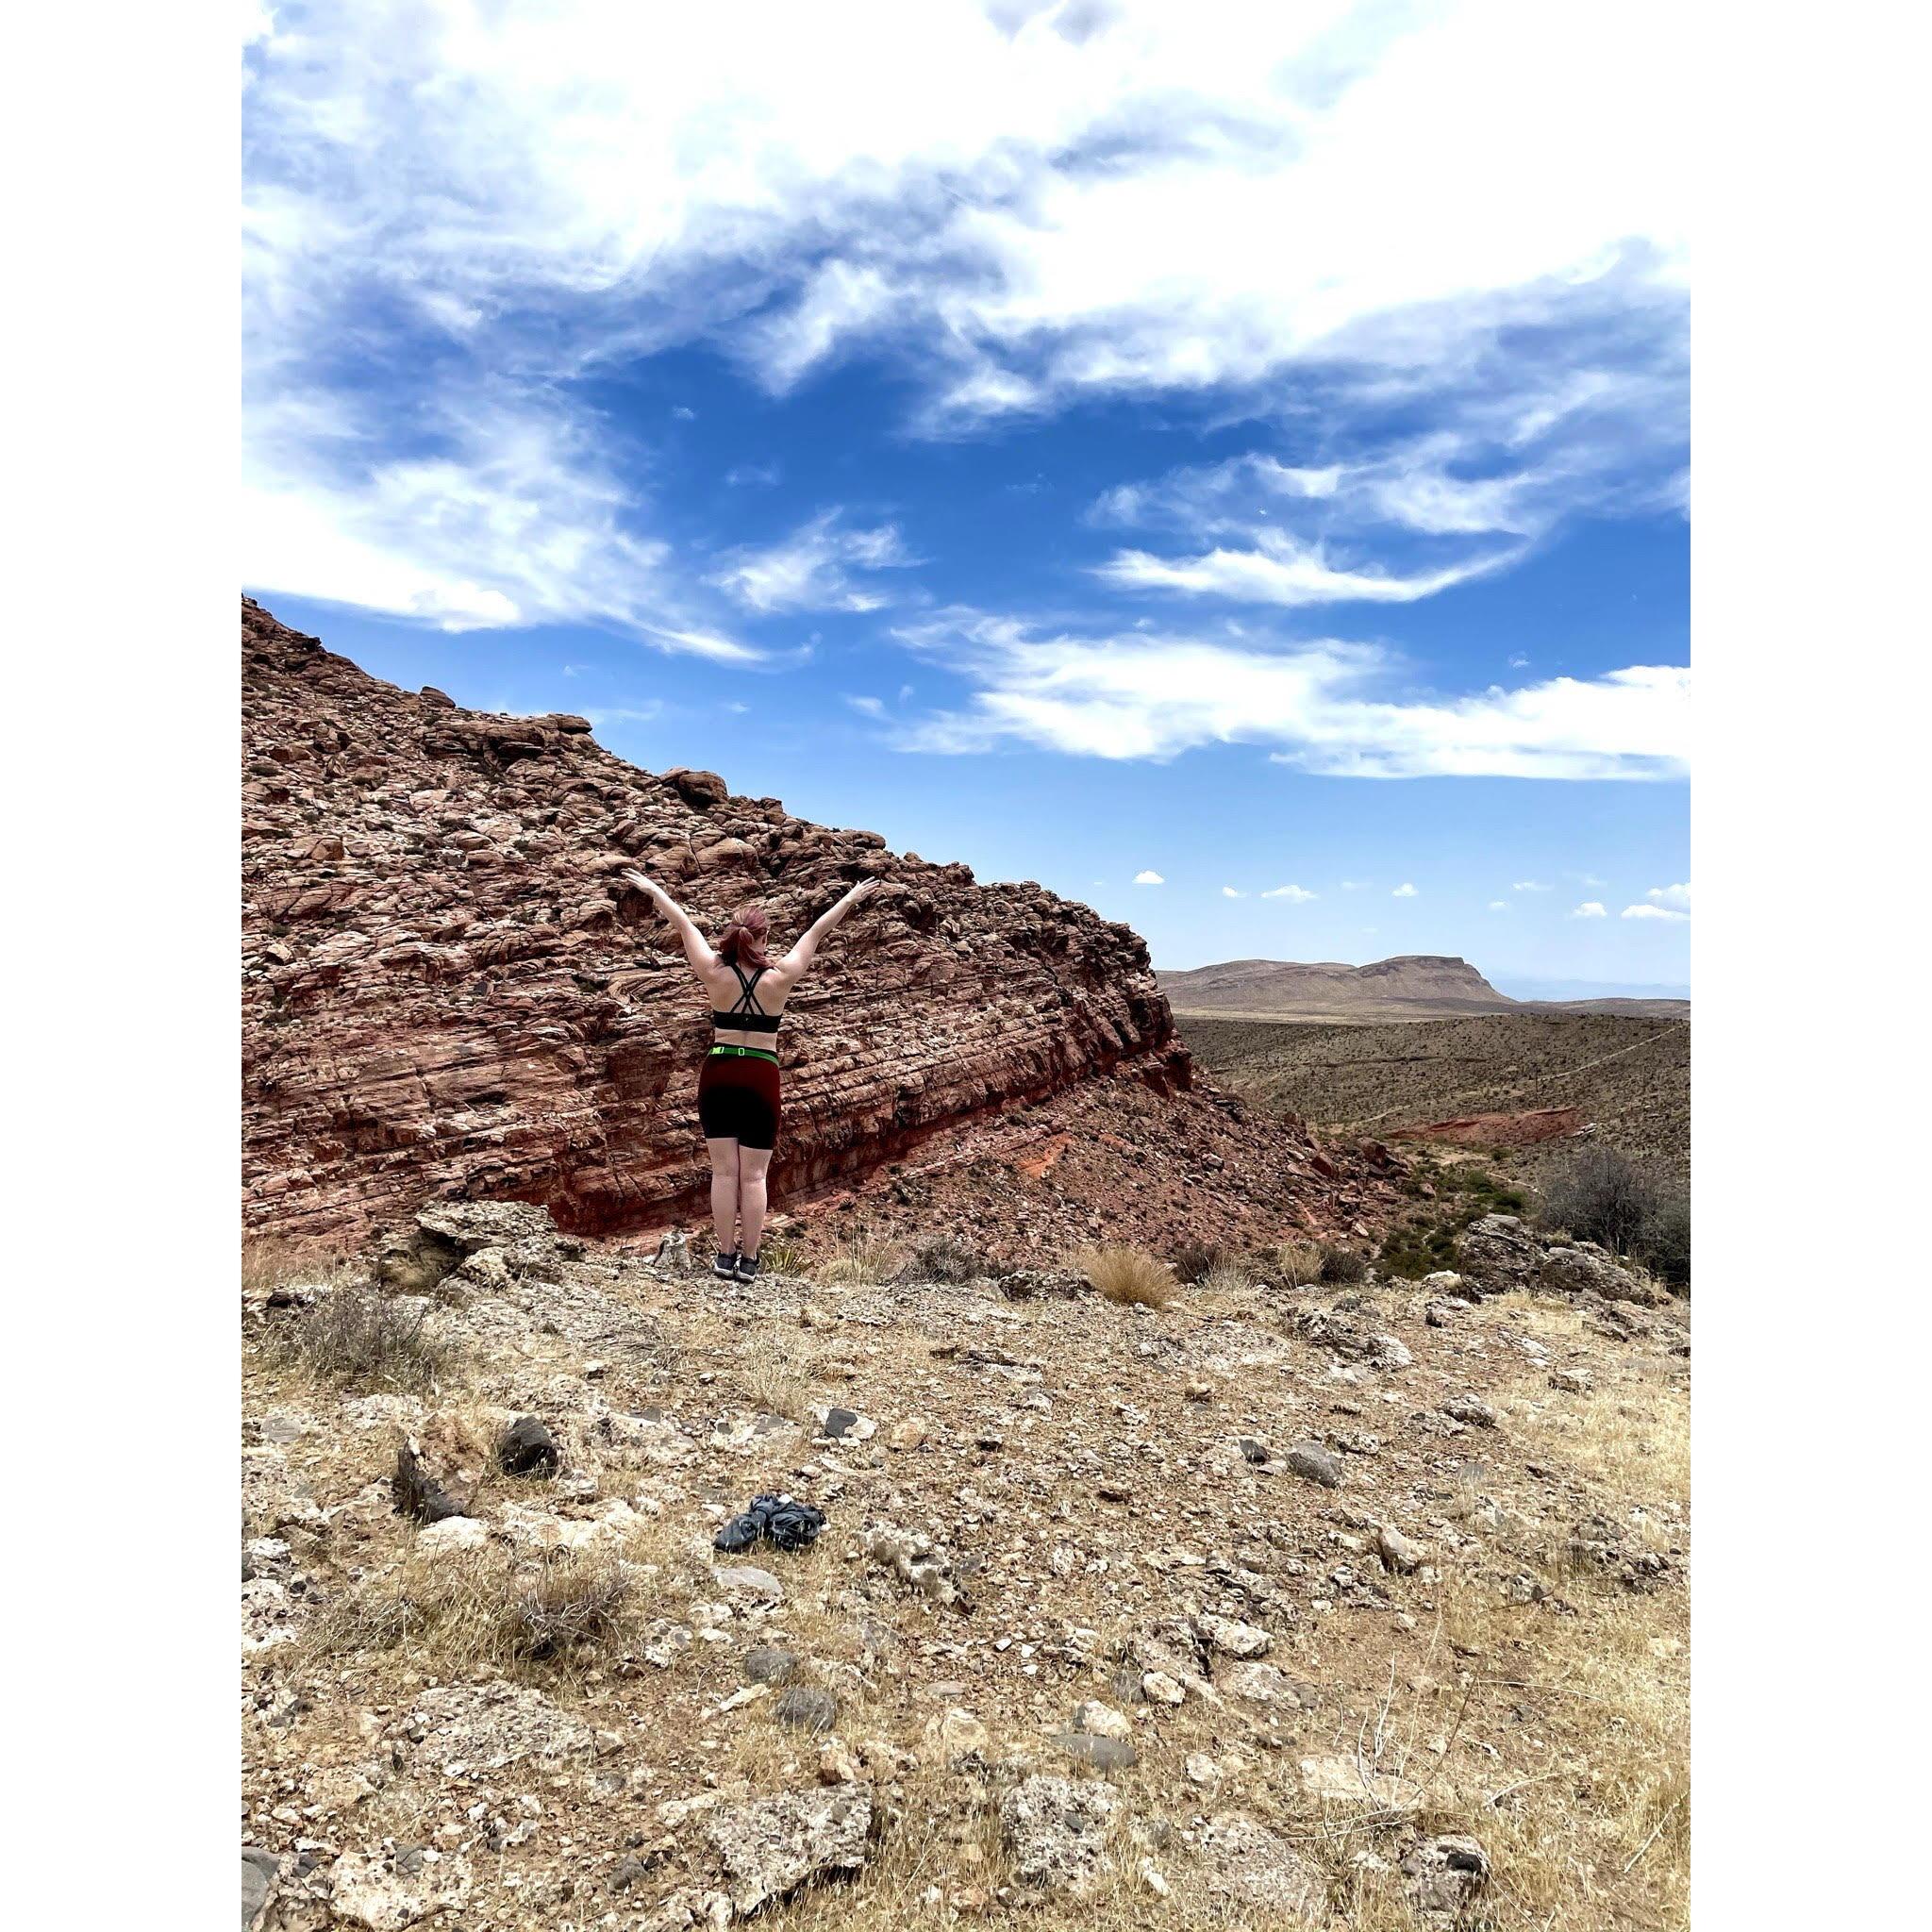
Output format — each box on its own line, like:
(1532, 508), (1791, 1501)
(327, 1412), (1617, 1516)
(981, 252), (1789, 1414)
(243, 598), (1197, 1243)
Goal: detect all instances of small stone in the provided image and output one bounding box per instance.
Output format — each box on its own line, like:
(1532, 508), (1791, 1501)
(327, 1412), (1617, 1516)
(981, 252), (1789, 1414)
(1224, 1661), (1293, 1705)
(417, 1516), (489, 1554)
(1443, 1394), (1499, 1428)
(1055, 1730), (1138, 1769)
(498, 1416), (560, 1478)
(1300, 1753), (1422, 1814)
(712, 1565), (784, 1604)
(1198, 1816), (1325, 1922)
(705, 1788), (872, 1916)
(1141, 1670), (1186, 1706)
(923, 1707), (989, 1759)
(816, 1405), (875, 1442)
(1238, 1436), (1271, 1465)
(1141, 1862), (1172, 1897)
(1073, 1700), (1132, 1740)
(1376, 1524), (1426, 1574)
(1285, 1443), (1343, 1488)
(1184, 1381), (1213, 1403)
(818, 1737), (864, 1784)
(1185, 1753), (1221, 1788)
(1402, 1834), (1491, 1916)
(1550, 1367), (1592, 1393)
(888, 1419), (927, 1452)
(742, 1645), (801, 1685)
(1194, 1612), (1271, 1658)
(772, 1686), (839, 1734)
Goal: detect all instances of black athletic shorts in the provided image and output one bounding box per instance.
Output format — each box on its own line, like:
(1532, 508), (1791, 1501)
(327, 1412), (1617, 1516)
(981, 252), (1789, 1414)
(697, 1048), (781, 1151)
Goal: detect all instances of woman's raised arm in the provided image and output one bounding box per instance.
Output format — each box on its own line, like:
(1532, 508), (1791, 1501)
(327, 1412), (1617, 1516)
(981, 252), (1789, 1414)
(782, 876), (880, 978)
(624, 871), (718, 974)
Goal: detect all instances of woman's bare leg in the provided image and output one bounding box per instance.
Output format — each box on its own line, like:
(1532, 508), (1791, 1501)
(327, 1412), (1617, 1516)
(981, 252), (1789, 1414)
(706, 1139), (741, 1253)
(737, 1147), (774, 1257)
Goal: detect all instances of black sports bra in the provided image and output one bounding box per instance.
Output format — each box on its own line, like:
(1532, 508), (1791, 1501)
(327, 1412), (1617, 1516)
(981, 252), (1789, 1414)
(712, 962), (780, 1034)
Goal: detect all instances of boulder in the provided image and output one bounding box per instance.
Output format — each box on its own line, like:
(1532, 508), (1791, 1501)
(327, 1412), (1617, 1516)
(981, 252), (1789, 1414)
(1197, 1816), (1326, 1923)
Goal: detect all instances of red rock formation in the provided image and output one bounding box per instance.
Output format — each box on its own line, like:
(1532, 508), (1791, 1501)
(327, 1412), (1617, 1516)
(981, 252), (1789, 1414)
(242, 599), (1199, 1243)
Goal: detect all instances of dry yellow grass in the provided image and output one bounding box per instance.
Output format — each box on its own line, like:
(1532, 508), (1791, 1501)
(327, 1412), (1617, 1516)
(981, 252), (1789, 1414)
(1077, 1243), (1176, 1308)
(813, 1238), (907, 1287)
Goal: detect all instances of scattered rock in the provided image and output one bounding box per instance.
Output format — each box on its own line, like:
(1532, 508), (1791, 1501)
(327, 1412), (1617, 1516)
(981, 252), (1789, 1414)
(498, 1415), (560, 1477)
(1402, 1834), (1491, 1917)
(242, 1846), (278, 1930)
(1000, 1775), (1121, 1899)
(1550, 1367), (1592, 1393)
(772, 1686), (840, 1734)
(328, 1849), (472, 1930)
(1299, 1753), (1422, 1816)
(814, 1405), (875, 1442)
(1442, 1394), (1499, 1428)
(1197, 1816), (1326, 1923)
(867, 1523), (970, 1610)
(1194, 1612), (1271, 1658)
(742, 1645), (802, 1686)
(1223, 1661), (1295, 1705)
(705, 1788), (872, 1916)
(1055, 1730), (1138, 1770)
(1285, 1443), (1343, 1488)
(416, 1515), (489, 1554)
(923, 1707), (989, 1761)
(1376, 1524), (1426, 1574)
(1072, 1699), (1132, 1740)
(391, 1439), (465, 1524)
(403, 1682), (596, 1779)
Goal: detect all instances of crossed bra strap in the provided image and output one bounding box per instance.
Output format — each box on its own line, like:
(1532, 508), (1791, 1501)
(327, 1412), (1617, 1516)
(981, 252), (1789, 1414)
(713, 962), (781, 1032)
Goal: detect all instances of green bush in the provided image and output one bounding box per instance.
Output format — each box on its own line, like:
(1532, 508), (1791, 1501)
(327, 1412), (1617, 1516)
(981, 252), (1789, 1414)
(1540, 1145), (1690, 1289)
(1317, 1244), (1370, 1285)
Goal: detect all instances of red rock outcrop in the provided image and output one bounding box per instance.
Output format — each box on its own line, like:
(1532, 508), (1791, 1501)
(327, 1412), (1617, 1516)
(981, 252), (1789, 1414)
(243, 599), (1202, 1243)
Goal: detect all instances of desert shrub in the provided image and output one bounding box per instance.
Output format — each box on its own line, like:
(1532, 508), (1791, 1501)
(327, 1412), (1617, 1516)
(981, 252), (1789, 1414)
(1378, 1219), (1462, 1282)
(1444, 1166), (1527, 1214)
(1317, 1243), (1371, 1285)
(1078, 1243), (1176, 1308)
(1274, 1238), (1325, 1287)
(508, 1553), (631, 1660)
(1169, 1241), (1229, 1284)
(1540, 1145), (1690, 1289)
(1541, 1145), (1657, 1253)
(1640, 1192), (1691, 1289)
(282, 1286), (452, 1391)
(899, 1237), (991, 1285)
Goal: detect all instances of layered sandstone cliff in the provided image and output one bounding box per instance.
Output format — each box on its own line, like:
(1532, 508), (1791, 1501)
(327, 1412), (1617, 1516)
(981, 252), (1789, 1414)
(242, 599), (1197, 1243)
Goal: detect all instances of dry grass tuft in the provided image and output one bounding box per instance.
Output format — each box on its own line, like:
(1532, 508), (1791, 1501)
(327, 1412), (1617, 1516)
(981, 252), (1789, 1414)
(242, 1237), (351, 1297)
(278, 1285), (453, 1391)
(1274, 1238), (1325, 1287)
(756, 1236), (808, 1276)
(308, 1541), (658, 1680)
(814, 1239), (906, 1287)
(1078, 1243), (1176, 1308)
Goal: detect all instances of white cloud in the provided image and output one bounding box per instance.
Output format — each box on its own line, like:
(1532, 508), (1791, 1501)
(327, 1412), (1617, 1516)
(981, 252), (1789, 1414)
(1512, 879), (1551, 891)
(1134, 870), (1165, 886)
(1340, 879), (1368, 891)
(845, 694), (886, 718)
(1391, 882), (1418, 897)
(1623, 902), (1688, 923)
(710, 511), (918, 613)
(1645, 881), (1691, 909)
(1573, 901), (1607, 918)
(891, 611), (1690, 779)
(240, 394), (761, 658)
(1095, 534), (1517, 608)
(1261, 884), (1317, 902)
(1488, 900), (1508, 911)
(243, 2), (1688, 632)
(1221, 886), (1244, 899)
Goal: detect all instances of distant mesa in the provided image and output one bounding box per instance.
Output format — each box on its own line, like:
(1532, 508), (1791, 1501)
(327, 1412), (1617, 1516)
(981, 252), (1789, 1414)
(1158, 955), (1690, 1024)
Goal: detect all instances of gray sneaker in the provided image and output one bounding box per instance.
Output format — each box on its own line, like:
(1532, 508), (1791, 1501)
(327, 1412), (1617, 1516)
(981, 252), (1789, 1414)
(736, 1251), (760, 1282)
(711, 1250), (739, 1280)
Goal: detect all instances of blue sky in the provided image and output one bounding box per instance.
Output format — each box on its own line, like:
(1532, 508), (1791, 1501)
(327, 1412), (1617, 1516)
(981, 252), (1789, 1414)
(242, 0), (1690, 985)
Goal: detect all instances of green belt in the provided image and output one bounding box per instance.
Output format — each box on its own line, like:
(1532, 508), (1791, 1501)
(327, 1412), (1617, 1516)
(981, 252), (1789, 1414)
(708, 1044), (779, 1065)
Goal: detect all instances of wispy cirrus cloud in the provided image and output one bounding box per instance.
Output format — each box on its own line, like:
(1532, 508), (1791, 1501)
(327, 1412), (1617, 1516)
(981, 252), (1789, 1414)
(710, 511), (919, 614)
(891, 610), (1690, 779)
(242, 1), (1687, 640)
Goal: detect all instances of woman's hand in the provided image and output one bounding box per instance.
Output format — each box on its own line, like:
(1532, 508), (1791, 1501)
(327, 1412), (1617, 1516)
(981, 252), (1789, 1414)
(622, 870), (663, 903)
(845, 876), (881, 906)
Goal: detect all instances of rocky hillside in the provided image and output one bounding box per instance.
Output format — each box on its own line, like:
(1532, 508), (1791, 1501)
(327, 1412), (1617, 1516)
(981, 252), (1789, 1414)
(246, 600), (1245, 1245)
(242, 1205), (1690, 1931)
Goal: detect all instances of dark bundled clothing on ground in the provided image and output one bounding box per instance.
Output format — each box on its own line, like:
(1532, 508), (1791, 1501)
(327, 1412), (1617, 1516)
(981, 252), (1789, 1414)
(715, 1492), (826, 1554)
